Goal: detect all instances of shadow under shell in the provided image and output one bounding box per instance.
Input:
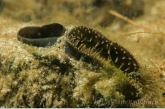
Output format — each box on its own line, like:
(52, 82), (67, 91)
(17, 23), (66, 47)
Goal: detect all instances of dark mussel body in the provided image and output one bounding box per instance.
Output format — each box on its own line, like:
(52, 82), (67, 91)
(67, 26), (139, 74)
(17, 23), (66, 47)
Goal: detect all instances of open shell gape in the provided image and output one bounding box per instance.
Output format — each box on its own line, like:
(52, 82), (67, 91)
(67, 26), (139, 74)
(17, 24), (139, 78)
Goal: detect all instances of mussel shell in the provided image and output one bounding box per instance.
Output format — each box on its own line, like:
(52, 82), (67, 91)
(17, 23), (66, 47)
(41, 23), (66, 38)
(18, 26), (41, 39)
(17, 35), (60, 47)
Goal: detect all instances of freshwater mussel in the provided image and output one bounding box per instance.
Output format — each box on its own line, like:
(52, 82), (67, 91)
(17, 23), (66, 47)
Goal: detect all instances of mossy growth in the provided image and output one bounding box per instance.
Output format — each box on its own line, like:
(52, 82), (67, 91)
(0, 29), (165, 107)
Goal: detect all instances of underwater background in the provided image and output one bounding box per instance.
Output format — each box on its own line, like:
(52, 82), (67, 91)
(0, 0), (165, 107)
